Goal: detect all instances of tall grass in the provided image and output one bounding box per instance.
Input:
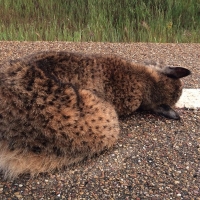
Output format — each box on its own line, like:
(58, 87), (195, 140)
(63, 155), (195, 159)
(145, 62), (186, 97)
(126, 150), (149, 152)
(0, 0), (200, 42)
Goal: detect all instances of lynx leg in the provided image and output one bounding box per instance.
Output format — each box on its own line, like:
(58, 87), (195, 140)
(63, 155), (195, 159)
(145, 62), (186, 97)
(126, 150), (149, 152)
(77, 89), (120, 155)
(115, 95), (143, 117)
(0, 88), (119, 179)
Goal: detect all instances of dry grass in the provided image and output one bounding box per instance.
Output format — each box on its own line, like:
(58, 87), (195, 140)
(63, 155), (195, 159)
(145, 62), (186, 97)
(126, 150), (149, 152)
(0, 0), (200, 42)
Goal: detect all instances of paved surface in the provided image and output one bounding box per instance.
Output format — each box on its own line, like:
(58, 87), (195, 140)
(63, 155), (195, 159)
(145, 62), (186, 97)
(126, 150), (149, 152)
(0, 42), (199, 199)
(176, 89), (200, 109)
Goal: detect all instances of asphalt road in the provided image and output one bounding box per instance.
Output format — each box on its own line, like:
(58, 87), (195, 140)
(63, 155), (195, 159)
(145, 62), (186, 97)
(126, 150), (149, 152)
(0, 42), (199, 200)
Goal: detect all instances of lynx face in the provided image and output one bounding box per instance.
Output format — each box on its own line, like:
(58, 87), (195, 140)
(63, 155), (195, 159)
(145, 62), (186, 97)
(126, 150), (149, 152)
(141, 65), (191, 119)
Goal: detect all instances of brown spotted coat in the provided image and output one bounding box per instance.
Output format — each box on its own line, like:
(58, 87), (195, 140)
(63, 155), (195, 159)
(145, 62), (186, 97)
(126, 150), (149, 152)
(0, 51), (190, 178)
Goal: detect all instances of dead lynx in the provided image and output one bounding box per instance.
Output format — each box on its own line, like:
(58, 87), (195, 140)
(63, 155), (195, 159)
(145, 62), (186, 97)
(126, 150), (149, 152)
(0, 51), (190, 178)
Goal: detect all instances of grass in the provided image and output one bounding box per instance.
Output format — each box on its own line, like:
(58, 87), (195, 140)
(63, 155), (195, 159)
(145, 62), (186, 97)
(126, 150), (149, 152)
(0, 0), (200, 42)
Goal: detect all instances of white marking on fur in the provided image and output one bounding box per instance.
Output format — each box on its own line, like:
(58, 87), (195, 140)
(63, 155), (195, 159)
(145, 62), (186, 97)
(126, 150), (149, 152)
(175, 89), (200, 109)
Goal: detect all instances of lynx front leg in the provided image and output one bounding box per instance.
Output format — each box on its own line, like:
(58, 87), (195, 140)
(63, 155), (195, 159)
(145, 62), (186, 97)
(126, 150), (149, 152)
(113, 93), (143, 117)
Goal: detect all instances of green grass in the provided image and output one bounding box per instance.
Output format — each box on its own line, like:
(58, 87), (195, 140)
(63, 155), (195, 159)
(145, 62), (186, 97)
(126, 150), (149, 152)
(0, 0), (200, 42)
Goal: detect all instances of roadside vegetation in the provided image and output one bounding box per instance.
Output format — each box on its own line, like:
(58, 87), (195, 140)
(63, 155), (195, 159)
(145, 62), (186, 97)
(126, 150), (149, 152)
(0, 0), (200, 42)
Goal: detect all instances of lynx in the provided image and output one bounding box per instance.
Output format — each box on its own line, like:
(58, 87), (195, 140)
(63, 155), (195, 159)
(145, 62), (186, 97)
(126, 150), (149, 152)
(0, 51), (191, 178)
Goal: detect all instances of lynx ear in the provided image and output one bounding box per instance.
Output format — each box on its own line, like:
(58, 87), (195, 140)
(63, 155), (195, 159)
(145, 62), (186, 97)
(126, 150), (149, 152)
(162, 66), (191, 79)
(153, 104), (180, 120)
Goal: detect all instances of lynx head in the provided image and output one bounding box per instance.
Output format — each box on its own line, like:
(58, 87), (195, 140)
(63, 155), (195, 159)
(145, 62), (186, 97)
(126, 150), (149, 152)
(143, 62), (191, 120)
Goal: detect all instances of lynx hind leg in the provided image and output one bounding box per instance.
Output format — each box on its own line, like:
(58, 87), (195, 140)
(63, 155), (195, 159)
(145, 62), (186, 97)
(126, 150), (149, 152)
(0, 88), (119, 179)
(48, 88), (120, 159)
(76, 89), (120, 156)
(51, 88), (120, 158)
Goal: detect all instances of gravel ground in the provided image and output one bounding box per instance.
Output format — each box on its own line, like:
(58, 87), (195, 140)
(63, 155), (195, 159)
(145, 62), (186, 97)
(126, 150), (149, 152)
(0, 42), (199, 200)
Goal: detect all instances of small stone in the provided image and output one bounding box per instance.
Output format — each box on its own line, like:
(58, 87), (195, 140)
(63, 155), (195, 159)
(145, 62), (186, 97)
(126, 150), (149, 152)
(14, 192), (22, 198)
(149, 190), (153, 194)
(174, 180), (180, 184)
(177, 193), (181, 197)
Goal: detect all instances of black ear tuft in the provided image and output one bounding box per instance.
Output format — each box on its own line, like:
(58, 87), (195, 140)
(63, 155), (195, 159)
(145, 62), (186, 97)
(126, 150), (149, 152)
(153, 104), (180, 120)
(163, 67), (191, 79)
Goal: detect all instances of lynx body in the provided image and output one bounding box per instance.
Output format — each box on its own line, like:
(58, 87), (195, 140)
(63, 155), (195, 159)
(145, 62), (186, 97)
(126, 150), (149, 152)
(0, 51), (190, 178)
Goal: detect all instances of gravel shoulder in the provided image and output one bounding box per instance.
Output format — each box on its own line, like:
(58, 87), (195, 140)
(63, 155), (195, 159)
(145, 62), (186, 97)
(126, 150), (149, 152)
(0, 42), (199, 199)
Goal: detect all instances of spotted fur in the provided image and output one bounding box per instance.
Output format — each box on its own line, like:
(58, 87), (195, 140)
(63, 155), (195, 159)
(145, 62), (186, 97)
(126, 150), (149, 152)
(0, 51), (190, 178)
